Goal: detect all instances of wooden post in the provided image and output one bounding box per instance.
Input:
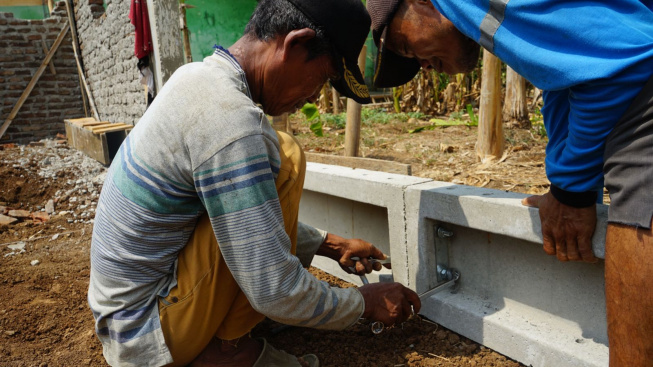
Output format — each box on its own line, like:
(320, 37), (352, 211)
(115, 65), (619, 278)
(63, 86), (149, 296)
(0, 24), (69, 139)
(319, 83), (331, 112)
(476, 49), (504, 164)
(272, 113), (289, 132)
(331, 87), (340, 114)
(503, 66), (530, 128)
(344, 45), (367, 157)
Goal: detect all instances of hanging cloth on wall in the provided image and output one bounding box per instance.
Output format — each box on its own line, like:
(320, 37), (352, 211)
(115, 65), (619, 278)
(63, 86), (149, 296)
(129, 0), (153, 59)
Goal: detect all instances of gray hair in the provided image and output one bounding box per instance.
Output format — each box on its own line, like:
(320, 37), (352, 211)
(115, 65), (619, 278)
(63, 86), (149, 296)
(244, 0), (335, 61)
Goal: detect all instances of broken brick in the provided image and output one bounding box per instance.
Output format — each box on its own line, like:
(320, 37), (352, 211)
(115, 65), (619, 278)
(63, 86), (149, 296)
(31, 212), (50, 223)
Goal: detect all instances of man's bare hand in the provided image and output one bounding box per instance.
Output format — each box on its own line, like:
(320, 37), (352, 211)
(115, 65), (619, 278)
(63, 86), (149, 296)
(316, 233), (386, 274)
(522, 192), (598, 263)
(358, 282), (421, 327)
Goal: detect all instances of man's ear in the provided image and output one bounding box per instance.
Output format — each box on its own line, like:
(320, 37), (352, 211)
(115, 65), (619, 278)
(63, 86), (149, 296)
(411, 0), (436, 13)
(281, 28), (316, 61)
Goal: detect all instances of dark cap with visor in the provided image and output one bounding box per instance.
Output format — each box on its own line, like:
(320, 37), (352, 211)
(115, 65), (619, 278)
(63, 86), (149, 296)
(287, 0), (372, 104)
(366, 0), (421, 88)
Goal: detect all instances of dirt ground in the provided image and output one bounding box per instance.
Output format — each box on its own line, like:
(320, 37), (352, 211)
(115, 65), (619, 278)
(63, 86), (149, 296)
(0, 113), (544, 366)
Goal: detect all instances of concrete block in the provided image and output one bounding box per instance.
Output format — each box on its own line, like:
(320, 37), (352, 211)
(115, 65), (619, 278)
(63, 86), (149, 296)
(300, 165), (610, 367)
(302, 163), (430, 285)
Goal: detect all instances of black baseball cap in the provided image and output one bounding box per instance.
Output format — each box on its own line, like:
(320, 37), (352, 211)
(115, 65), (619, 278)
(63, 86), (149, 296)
(366, 0), (420, 88)
(287, 0), (372, 104)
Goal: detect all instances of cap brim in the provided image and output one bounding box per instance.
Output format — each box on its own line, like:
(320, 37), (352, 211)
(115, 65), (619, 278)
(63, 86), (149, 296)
(331, 56), (372, 105)
(372, 29), (421, 88)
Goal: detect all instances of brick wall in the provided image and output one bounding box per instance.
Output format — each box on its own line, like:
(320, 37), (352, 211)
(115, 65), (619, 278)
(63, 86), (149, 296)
(73, 0), (148, 126)
(0, 6), (85, 144)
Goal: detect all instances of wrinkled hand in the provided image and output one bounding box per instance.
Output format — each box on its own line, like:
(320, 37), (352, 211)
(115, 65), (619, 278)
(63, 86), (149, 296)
(358, 282), (421, 327)
(522, 192), (598, 263)
(316, 233), (387, 275)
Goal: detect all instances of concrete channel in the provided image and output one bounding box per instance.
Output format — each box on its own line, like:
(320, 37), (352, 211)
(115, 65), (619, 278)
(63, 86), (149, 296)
(300, 163), (609, 367)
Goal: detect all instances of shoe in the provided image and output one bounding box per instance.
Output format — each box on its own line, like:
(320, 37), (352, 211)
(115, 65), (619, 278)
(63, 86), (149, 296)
(252, 338), (319, 367)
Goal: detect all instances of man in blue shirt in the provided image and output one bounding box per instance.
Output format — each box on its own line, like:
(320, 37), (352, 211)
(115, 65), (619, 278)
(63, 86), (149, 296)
(366, 0), (653, 365)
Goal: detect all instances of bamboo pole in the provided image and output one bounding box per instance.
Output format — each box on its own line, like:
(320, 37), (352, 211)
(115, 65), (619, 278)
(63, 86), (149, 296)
(344, 45), (367, 157)
(0, 24), (69, 139)
(179, 2), (194, 64)
(40, 39), (57, 75)
(65, 0), (98, 120)
(476, 49), (504, 164)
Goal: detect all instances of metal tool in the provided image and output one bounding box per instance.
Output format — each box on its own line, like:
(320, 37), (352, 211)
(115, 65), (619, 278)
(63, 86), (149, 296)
(349, 255), (390, 285)
(358, 267), (460, 335)
(418, 268), (460, 300)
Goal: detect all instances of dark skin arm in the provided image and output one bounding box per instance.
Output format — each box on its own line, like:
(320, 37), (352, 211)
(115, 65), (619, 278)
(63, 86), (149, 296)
(522, 192), (598, 263)
(315, 233), (421, 325)
(315, 232), (386, 274)
(358, 282), (421, 326)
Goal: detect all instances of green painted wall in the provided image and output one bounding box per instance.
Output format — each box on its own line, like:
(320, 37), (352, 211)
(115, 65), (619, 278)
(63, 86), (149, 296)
(0, 6), (48, 19)
(185, 0), (257, 61)
(184, 1), (377, 85)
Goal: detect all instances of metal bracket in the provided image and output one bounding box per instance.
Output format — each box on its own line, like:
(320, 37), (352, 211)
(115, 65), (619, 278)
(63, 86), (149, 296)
(419, 268), (460, 300)
(433, 225), (454, 283)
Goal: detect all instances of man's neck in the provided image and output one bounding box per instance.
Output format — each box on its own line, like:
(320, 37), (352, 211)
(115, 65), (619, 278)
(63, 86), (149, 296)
(229, 35), (268, 105)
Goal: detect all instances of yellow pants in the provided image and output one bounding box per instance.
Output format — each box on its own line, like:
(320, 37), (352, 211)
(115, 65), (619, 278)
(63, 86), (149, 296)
(158, 131), (306, 366)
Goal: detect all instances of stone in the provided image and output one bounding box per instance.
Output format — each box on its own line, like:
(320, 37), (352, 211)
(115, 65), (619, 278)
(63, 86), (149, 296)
(30, 260), (40, 266)
(0, 214), (17, 225)
(7, 209), (30, 218)
(7, 242), (25, 251)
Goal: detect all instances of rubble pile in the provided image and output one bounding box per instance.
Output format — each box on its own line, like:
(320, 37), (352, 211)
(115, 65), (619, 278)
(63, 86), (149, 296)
(0, 139), (108, 228)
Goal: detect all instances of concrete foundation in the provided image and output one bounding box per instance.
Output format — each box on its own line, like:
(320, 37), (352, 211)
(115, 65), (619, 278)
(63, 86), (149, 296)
(300, 163), (609, 367)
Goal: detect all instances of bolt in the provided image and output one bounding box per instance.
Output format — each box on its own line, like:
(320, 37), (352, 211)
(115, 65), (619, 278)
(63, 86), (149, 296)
(437, 265), (453, 280)
(437, 227), (454, 238)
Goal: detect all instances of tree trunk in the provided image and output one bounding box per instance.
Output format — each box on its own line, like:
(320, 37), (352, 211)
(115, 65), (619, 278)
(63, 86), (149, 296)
(476, 50), (504, 164)
(503, 66), (530, 128)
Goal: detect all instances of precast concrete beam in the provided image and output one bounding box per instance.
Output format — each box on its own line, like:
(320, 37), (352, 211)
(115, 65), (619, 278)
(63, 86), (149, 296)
(403, 181), (609, 367)
(301, 163), (430, 286)
(300, 163), (610, 367)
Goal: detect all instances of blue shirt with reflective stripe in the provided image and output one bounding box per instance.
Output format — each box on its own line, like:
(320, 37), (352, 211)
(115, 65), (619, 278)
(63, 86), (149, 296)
(432, 0), (653, 193)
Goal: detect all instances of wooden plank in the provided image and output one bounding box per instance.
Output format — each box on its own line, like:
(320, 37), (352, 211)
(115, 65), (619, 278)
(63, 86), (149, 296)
(86, 123), (115, 131)
(1, 0), (43, 6)
(89, 122), (125, 129)
(0, 23), (69, 139)
(64, 120), (110, 165)
(64, 117), (96, 126)
(305, 152), (412, 176)
(89, 123), (127, 131)
(92, 125), (132, 135)
(78, 121), (107, 127)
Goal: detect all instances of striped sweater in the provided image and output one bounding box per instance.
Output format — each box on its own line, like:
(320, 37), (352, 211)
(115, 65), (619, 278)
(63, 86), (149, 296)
(88, 49), (364, 367)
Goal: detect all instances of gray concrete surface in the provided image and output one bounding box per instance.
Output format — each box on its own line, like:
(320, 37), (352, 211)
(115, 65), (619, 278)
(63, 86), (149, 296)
(300, 162), (609, 367)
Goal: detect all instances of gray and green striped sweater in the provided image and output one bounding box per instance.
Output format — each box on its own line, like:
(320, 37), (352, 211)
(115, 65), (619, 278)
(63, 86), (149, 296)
(88, 49), (364, 367)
